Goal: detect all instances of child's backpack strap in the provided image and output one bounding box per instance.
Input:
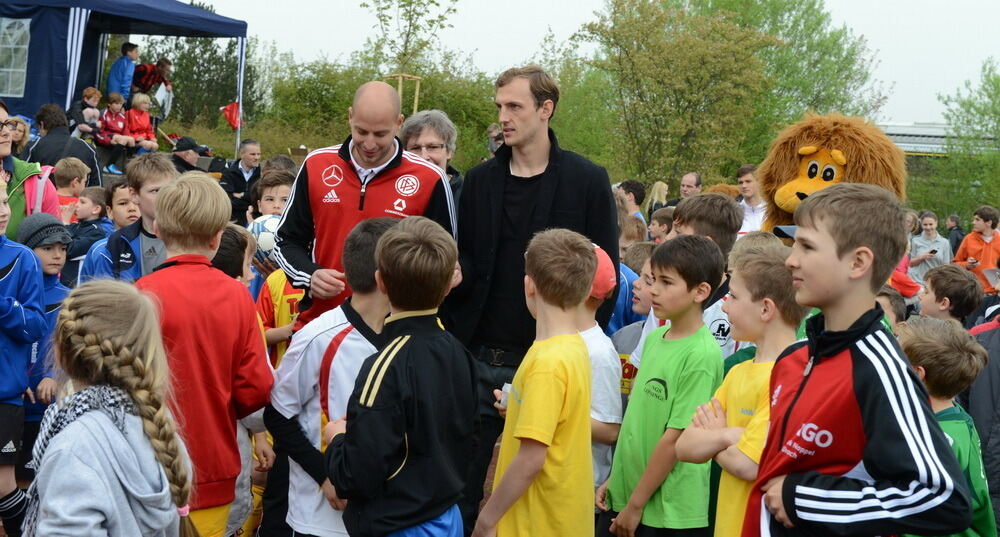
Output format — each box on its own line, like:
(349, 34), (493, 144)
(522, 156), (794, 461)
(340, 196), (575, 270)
(33, 166), (54, 214)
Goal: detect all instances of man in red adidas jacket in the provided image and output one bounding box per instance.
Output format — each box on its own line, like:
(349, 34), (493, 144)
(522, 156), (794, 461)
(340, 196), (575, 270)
(274, 81), (456, 328)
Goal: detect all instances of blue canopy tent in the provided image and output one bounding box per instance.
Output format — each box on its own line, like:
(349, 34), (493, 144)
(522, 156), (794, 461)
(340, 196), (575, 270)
(0, 0), (248, 150)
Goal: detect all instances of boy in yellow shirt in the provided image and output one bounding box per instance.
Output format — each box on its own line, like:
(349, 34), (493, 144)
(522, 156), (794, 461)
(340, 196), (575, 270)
(675, 245), (808, 536)
(472, 229), (597, 537)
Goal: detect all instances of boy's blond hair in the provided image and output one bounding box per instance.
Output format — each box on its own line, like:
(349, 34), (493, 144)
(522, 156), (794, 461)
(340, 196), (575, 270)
(729, 231), (782, 268)
(376, 216), (457, 310)
(673, 193), (743, 258)
(623, 241), (656, 274)
(897, 316), (988, 399)
(154, 172), (230, 251)
(525, 229), (596, 309)
(794, 183), (907, 293)
(131, 92), (151, 107)
(54, 157), (90, 188)
(126, 152), (177, 192)
(731, 245), (809, 326)
(620, 215), (646, 244)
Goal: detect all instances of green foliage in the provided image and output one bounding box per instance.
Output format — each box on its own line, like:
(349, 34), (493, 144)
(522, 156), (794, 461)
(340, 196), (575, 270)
(914, 58), (1000, 219)
(141, 34), (260, 126)
(357, 0), (458, 74)
(689, 0), (887, 162)
(580, 0), (777, 188)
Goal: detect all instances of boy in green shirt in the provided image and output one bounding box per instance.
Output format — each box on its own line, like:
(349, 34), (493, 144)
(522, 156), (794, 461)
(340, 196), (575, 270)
(596, 235), (725, 536)
(898, 317), (995, 537)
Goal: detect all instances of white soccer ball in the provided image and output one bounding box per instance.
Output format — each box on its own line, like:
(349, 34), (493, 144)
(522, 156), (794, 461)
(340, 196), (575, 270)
(249, 214), (281, 262)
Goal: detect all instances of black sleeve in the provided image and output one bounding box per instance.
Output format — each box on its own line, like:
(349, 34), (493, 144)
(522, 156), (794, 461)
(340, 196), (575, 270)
(422, 176), (457, 238)
(263, 405), (328, 485)
(585, 165), (620, 326)
(67, 225), (104, 259)
(274, 163), (321, 290)
(67, 101), (85, 128)
(782, 335), (972, 535)
(326, 362), (407, 500)
(449, 166), (480, 302)
(81, 142), (102, 187)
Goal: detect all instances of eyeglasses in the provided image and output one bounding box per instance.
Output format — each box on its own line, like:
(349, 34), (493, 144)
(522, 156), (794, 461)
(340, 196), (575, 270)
(0, 120), (19, 133)
(407, 143), (446, 153)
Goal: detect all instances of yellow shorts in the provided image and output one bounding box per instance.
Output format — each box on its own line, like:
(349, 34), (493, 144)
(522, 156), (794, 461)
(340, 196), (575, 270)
(189, 503), (232, 537)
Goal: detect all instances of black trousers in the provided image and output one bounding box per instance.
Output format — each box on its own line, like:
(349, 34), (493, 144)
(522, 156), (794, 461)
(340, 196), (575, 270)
(258, 450), (292, 537)
(459, 358), (517, 536)
(595, 510), (709, 537)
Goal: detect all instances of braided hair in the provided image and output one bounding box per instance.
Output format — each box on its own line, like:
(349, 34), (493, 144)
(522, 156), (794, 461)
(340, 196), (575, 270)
(55, 280), (197, 533)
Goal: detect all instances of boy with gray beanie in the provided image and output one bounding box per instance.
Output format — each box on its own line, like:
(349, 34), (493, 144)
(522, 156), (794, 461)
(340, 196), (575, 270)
(15, 213), (71, 490)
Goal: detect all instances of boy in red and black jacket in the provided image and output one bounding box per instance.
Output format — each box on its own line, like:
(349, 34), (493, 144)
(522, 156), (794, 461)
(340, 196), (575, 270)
(136, 173), (273, 536)
(745, 184), (972, 537)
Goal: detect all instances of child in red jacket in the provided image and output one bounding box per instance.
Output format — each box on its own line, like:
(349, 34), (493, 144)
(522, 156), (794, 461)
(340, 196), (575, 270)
(126, 93), (158, 153)
(94, 92), (134, 174)
(136, 172), (273, 536)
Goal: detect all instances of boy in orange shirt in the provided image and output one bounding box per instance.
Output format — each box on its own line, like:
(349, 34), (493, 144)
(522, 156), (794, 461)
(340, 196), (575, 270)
(954, 205), (999, 295)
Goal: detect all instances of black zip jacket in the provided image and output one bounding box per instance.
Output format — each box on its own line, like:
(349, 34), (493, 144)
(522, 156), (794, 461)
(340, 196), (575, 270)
(20, 126), (102, 187)
(326, 310), (477, 537)
(62, 219), (107, 287)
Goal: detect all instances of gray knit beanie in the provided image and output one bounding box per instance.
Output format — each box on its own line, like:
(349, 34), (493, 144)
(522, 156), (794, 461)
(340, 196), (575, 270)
(16, 213), (72, 249)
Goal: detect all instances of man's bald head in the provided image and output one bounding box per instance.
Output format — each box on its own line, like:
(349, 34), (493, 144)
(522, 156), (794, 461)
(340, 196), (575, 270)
(348, 81), (405, 168)
(352, 81), (402, 118)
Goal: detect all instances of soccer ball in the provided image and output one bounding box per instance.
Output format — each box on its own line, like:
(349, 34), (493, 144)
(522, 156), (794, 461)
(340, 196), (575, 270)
(249, 214), (281, 262)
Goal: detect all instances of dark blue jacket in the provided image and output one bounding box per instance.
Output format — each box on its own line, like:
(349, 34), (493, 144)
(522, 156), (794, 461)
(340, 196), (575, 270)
(79, 218), (145, 283)
(0, 235), (47, 405)
(64, 219), (108, 287)
(25, 273), (68, 421)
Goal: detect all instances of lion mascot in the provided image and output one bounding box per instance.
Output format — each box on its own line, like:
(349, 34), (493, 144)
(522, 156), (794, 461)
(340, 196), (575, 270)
(758, 113), (907, 232)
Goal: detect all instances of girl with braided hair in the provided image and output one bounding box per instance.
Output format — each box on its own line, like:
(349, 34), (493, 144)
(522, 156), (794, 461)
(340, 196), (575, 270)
(22, 279), (198, 537)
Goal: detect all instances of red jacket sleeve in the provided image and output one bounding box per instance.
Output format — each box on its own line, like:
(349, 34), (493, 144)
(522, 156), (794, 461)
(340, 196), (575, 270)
(256, 279), (277, 331)
(233, 296), (274, 418)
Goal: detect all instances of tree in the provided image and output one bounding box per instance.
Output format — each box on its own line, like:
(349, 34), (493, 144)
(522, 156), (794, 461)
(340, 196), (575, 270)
(141, 34), (260, 127)
(913, 58), (1000, 219)
(688, 0), (888, 162)
(580, 0), (776, 186)
(357, 0), (458, 74)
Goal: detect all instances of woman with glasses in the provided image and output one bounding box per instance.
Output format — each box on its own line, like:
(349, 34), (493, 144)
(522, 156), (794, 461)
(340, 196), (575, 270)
(400, 109), (463, 199)
(0, 99), (60, 238)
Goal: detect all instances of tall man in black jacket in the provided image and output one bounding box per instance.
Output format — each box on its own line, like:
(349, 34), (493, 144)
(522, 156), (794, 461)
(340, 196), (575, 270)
(441, 65), (619, 534)
(20, 104), (101, 187)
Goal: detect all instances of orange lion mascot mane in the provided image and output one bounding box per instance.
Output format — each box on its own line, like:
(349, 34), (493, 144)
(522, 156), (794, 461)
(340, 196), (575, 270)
(757, 113), (906, 231)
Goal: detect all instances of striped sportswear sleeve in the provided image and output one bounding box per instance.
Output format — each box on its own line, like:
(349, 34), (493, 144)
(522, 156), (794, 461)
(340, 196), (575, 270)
(781, 330), (972, 535)
(274, 160), (321, 289)
(326, 336), (409, 500)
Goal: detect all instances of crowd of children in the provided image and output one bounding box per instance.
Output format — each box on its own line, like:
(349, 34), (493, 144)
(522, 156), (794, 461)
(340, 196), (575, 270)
(3, 100), (1000, 537)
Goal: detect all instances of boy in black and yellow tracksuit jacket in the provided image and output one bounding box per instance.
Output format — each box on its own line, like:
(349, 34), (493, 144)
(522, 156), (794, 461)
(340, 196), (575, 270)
(325, 217), (477, 537)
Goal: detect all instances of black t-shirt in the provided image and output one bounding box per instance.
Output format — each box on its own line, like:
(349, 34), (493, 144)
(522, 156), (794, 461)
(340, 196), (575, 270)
(472, 169), (546, 355)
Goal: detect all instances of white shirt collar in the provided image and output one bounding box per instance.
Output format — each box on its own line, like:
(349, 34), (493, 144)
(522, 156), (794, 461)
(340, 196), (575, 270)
(348, 139), (398, 183)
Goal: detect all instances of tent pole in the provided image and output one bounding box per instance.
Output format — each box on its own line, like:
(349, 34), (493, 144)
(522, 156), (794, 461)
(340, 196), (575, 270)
(235, 36), (246, 157)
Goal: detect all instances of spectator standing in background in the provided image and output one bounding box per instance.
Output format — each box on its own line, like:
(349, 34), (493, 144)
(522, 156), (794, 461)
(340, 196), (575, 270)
(106, 43), (139, 106)
(666, 171), (702, 206)
(948, 214), (966, 256)
(737, 164), (765, 234)
(131, 58), (173, 95)
(910, 211), (953, 284)
(220, 139), (261, 225)
(400, 109), (464, 199)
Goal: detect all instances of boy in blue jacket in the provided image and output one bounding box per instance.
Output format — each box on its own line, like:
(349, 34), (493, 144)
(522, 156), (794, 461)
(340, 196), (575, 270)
(0, 187), (46, 537)
(79, 153), (176, 283)
(14, 213), (71, 490)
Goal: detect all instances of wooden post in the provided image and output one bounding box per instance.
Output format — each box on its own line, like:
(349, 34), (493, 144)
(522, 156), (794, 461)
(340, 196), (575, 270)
(384, 73), (423, 115)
